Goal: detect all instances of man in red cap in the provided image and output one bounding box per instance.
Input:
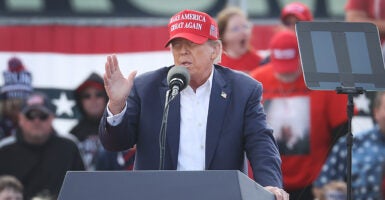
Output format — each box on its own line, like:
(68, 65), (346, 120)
(280, 2), (313, 31)
(99, 9), (288, 200)
(259, 2), (313, 66)
(250, 30), (348, 199)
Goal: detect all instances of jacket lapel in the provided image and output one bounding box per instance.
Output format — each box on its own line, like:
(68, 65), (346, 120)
(205, 68), (231, 169)
(166, 94), (180, 169)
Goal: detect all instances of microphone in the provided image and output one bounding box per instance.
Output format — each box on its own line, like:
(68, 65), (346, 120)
(167, 66), (190, 99)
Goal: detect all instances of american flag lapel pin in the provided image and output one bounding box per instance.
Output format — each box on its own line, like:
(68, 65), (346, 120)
(221, 91), (227, 99)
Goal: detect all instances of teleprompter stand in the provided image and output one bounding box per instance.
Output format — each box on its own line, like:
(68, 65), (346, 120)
(296, 21), (385, 200)
(336, 86), (364, 200)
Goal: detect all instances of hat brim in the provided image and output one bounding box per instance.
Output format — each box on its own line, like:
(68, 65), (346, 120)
(271, 58), (300, 74)
(165, 32), (208, 47)
(22, 105), (53, 115)
(281, 13), (307, 22)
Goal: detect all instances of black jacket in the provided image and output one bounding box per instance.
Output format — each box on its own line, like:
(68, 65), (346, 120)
(0, 130), (85, 199)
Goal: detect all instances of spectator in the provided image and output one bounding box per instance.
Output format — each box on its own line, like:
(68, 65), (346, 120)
(99, 9), (288, 199)
(69, 72), (109, 170)
(216, 6), (263, 72)
(0, 92), (85, 199)
(313, 91), (385, 200)
(345, 0), (385, 127)
(0, 57), (33, 140)
(0, 175), (23, 200)
(250, 30), (348, 199)
(319, 181), (347, 200)
(260, 2), (313, 66)
(280, 2), (313, 31)
(345, 0), (385, 45)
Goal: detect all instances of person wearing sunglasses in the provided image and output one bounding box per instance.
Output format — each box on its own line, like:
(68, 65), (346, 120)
(70, 72), (110, 171)
(0, 92), (85, 200)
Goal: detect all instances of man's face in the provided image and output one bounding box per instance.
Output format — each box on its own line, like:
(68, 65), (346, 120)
(80, 87), (106, 119)
(18, 109), (53, 144)
(170, 38), (219, 86)
(2, 98), (24, 123)
(0, 188), (23, 200)
(282, 15), (300, 31)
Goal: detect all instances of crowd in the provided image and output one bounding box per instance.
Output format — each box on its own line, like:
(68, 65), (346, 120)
(0, 1), (384, 199)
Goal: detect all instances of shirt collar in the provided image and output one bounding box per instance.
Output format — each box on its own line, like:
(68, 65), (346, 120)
(183, 65), (214, 94)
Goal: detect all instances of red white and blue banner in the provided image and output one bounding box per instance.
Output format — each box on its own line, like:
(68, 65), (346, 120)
(0, 24), (373, 135)
(0, 25), (175, 134)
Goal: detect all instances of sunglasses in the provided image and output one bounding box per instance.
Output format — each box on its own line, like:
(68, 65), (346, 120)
(25, 110), (49, 121)
(81, 92), (104, 99)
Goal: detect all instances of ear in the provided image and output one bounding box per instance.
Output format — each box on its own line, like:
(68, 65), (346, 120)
(211, 41), (221, 60)
(211, 50), (216, 60)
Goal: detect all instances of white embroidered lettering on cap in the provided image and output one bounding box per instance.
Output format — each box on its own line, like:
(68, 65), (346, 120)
(181, 13), (206, 22)
(273, 49), (296, 60)
(170, 13), (206, 32)
(170, 22), (184, 32)
(169, 14), (180, 23)
(184, 22), (202, 30)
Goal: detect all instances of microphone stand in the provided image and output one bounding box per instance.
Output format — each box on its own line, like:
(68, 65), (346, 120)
(159, 89), (172, 170)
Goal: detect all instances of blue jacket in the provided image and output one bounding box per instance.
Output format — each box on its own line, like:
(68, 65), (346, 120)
(99, 65), (282, 187)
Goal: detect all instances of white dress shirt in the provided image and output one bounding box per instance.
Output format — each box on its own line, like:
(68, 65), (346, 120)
(177, 70), (212, 170)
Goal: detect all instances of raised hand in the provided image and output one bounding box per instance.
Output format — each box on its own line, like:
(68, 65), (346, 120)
(104, 54), (137, 114)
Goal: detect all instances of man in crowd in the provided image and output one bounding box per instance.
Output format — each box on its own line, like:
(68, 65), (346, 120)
(0, 92), (84, 199)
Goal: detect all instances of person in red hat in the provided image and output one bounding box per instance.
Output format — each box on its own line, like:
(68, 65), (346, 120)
(69, 72), (109, 171)
(280, 2), (313, 31)
(259, 2), (313, 66)
(250, 30), (348, 199)
(100, 9), (289, 200)
(216, 6), (262, 72)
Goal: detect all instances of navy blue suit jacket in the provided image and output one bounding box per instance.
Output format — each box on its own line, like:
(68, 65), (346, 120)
(99, 65), (282, 187)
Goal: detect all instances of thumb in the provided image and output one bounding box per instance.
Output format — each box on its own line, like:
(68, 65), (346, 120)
(127, 70), (137, 81)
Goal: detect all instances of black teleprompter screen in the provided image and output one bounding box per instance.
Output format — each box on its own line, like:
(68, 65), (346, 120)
(295, 22), (385, 91)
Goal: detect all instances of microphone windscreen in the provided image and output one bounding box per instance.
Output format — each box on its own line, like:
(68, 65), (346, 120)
(167, 66), (190, 91)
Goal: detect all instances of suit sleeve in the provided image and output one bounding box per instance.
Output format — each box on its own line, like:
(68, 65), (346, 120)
(244, 82), (283, 188)
(99, 84), (140, 152)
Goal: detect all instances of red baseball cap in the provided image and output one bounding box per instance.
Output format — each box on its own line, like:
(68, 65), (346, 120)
(165, 9), (219, 47)
(270, 30), (300, 74)
(281, 2), (313, 22)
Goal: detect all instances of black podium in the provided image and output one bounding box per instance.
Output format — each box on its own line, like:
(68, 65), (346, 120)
(58, 170), (274, 200)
